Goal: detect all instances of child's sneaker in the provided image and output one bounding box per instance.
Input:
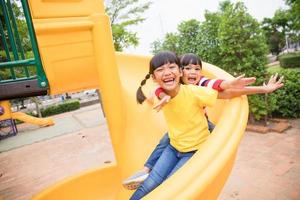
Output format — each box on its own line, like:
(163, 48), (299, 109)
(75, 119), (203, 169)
(122, 171), (149, 190)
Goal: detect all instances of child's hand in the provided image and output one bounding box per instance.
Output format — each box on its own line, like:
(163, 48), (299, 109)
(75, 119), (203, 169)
(153, 95), (171, 112)
(263, 73), (284, 93)
(224, 74), (256, 89)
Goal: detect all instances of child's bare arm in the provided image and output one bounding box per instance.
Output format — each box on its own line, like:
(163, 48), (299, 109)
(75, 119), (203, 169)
(153, 95), (171, 111)
(218, 74), (284, 99)
(219, 74), (256, 90)
(152, 87), (171, 112)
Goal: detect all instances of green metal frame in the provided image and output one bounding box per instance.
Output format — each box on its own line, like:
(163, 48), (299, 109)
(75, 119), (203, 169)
(0, 0), (48, 88)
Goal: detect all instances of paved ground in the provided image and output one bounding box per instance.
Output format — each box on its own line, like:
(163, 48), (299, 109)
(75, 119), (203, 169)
(219, 118), (300, 200)
(0, 104), (299, 200)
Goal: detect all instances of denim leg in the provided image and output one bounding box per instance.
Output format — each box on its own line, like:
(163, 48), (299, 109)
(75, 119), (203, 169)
(207, 119), (215, 133)
(144, 133), (170, 169)
(130, 145), (177, 200)
(167, 151), (195, 178)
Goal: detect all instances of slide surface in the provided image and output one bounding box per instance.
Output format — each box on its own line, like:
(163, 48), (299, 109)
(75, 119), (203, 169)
(32, 53), (248, 200)
(12, 112), (54, 127)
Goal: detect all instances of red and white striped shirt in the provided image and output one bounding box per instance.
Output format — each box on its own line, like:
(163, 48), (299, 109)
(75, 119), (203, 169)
(198, 76), (224, 91)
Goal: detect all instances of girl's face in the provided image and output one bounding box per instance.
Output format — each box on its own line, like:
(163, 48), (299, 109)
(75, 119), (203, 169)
(181, 64), (202, 85)
(152, 62), (182, 96)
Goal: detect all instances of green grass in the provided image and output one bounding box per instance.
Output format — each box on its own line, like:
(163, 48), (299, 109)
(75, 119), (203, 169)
(266, 64), (300, 74)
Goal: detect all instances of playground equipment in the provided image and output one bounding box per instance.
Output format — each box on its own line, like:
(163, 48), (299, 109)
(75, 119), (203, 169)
(1, 0), (248, 199)
(0, 101), (54, 139)
(0, 0), (53, 136)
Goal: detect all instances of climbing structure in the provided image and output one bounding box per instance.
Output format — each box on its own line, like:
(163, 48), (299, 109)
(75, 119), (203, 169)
(0, 0), (53, 138)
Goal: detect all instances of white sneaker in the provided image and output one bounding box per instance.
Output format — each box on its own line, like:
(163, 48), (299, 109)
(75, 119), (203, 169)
(122, 171), (149, 190)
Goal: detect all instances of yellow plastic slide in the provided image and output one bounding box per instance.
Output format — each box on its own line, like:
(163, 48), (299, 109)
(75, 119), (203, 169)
(32, 53), (249, 200)
(0, 101), (54, 127)
(11, 112), (54, 127)
(28, 0), (248, 199)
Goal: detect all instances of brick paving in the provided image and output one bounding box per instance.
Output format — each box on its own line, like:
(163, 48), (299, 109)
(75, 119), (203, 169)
(0, 124), (115, 200)
(219, 119), (300, 200)
(0, 105), (299, 200)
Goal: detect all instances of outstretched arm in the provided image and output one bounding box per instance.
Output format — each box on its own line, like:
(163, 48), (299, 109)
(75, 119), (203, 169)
(218, 74), (284, 99)
(220, 74), (256, 90)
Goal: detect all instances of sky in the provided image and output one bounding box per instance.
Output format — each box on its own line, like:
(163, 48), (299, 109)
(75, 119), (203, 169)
(125, 0), (288, 55)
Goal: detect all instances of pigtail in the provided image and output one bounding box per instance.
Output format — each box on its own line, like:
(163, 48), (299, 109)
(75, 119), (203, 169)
(136, 73), (151, 104)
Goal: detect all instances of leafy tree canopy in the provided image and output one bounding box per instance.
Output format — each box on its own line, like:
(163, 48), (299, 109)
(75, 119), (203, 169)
(105, 0), (152, 51)
(262, 0), (300, 54)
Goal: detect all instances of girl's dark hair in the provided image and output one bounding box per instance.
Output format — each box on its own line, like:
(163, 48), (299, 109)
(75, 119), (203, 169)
(136, 51), (180, 104)
(180, 53), (202, 69)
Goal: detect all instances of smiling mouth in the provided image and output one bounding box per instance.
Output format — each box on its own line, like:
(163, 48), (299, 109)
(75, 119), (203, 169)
(163, 78), (175, 85)
(188, 77), (197, 82)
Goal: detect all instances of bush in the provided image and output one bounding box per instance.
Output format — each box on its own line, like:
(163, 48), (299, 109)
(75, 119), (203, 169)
(269, 69), (300, 118)
(41, 100), (80, 117)
(279, 53), (300, 68)
(248, 92), (278, 121)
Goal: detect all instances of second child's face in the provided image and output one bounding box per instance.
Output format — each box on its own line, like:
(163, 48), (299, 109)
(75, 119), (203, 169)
(181, 64), (202, 85)
(152, 62), (182, 94)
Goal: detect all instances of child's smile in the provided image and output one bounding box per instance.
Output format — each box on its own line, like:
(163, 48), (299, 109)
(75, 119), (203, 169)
(163, 77), (176, 86)
(186, 76), (198, 85)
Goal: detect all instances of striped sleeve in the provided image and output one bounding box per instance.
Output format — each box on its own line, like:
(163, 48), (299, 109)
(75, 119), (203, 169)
(155, 87), (164, 99)
(198, 76), (224, 91)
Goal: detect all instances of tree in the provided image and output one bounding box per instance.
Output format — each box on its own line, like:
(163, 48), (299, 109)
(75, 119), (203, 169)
(215, 1), (272, 121)
(197, 11), (222, 66)
(285, 0), (300, 32)
(151, 19), (204, 56)
(30, 97), (42, 118)
(151, 32), (180, 54)
(284, 0), (300, 45)
(105, 0), (152, 51)
(218, 2), (268, 77)
(262, 9), (291, 55)
(151, 20), (202, 55)
(262, 0), (300, 54)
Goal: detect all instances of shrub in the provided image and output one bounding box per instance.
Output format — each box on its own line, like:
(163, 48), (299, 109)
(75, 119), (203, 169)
(279, 53), (300, 68)
(41, 100), (80, 117)
(269, 69), (300, 118)
(248, 91), (278, 121)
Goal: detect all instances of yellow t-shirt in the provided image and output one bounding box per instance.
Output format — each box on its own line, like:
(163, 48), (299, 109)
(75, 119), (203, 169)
(162, 84), (218, 152)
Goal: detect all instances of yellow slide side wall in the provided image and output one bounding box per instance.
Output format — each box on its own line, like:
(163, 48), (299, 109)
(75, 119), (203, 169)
(29, 0), (104, 95)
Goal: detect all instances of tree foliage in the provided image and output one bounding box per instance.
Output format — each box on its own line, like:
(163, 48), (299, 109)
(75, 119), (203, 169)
(262, 9), (292, 55)
(151, 19), (202, 55)
(217, 2), (268, 78)
(216, 1), (270, 121)
(105, 0), (151, 51)
(262, 0), (300, 54)
(285, 0), (300, 31)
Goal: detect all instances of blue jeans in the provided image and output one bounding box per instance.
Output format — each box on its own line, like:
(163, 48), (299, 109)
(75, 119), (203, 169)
(144, 119), (215, 170)
(130, 144), (195, 200)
